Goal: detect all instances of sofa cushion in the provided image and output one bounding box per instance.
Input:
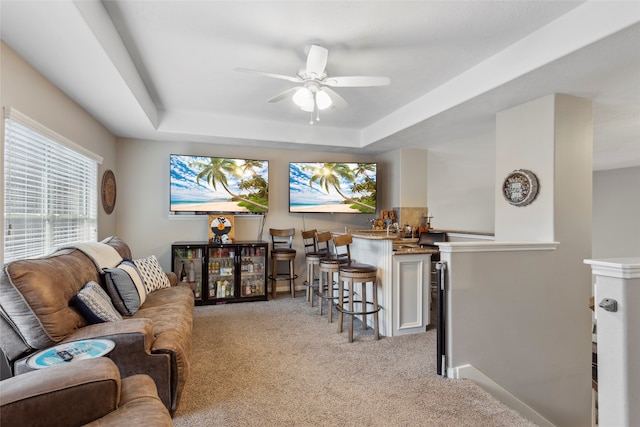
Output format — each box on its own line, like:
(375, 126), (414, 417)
(133, 255), (171, 294)
(0, 249), (97, 349)
(0, 358), (121, 426)
(103, 261), (146, 316)
(75, 281), (123, 323)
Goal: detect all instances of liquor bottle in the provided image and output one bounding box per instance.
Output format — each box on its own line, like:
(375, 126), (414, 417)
(224, 280), (231, 297)
(180, 262), (187, 283)
(209, 281), (216, 298)
(188, 260), (196, 283)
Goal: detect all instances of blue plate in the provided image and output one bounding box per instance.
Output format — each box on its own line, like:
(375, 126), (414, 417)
(27, 339), (115, 369)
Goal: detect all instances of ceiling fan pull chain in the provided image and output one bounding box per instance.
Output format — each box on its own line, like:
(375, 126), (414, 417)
(309, 111), (314, 125)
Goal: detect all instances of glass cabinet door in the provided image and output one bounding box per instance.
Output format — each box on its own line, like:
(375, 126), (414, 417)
(173, 245), (204, 303)
(207, 246), (236, 300)
(239, 245), (266, 298)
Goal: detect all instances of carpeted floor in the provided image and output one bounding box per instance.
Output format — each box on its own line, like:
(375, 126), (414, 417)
(172, 296), (538, 426)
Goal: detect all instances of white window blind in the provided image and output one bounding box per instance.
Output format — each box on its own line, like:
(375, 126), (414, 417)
(4, 111), (100, 262)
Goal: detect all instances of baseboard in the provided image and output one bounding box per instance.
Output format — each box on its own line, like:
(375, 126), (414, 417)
(448, 364), (555, 427)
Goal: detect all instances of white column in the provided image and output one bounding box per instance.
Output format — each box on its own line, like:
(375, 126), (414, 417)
(584, 257), (640, 427)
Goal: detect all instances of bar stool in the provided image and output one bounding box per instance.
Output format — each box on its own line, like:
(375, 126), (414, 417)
(334, 234), (381, 342)
(268, 228), (298, 299)
(318, 234), (348, 323)
(302, 230), (331, 306)
(301, 229), (318, 303)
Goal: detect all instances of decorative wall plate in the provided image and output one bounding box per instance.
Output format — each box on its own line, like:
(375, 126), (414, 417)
(208, 214), (235, 243)
(101, 170), (117, 214)
(502, 169), (539, 207)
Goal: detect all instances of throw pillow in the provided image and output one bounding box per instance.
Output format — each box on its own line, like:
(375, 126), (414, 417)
(133, 255), (171, 294)
(103, 260), (147, 316)
(75, 281), (123, 323)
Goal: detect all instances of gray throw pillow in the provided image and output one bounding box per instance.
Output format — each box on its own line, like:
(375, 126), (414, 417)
(103, 260), (146, 316)
(75, 281), (123, 323)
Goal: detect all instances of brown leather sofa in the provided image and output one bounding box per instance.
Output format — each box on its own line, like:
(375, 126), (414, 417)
(0, 357), (172, 426)
(0, 236), (193, 415)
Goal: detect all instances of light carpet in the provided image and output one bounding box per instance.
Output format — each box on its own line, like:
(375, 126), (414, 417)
(172, 296), (537, 426)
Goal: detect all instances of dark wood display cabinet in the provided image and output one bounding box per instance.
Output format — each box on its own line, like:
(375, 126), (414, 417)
(171, 241), (268, 305)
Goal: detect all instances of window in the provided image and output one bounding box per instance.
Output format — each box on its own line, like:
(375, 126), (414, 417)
(3, 109), (102, 263)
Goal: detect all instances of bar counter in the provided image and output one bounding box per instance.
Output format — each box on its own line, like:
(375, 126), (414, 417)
(332, 230), (434, 336)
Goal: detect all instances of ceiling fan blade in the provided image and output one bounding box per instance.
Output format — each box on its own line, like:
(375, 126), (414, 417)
(234, 67), (301, 83)
(267, 87), (299, 103)
(323, 75), (390, 87)
(321, 87), (348, 109)
(305, 45), (328, 78)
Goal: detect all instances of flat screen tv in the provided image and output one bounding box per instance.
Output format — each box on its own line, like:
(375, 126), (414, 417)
(170, 154), (268, 214)
(289, 162), (377, 214)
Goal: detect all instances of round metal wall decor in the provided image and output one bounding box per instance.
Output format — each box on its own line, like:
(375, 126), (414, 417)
(502, 169), (539, 207)
(101, 170), (117, 214)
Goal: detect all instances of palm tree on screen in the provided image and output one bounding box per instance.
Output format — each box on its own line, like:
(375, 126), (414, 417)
(239, 160), (267, 194)
(304, 162), (374, 212)
(191, 158), (268, 211)
(351, 163), (376, 200)
(353, 163), (375, 179)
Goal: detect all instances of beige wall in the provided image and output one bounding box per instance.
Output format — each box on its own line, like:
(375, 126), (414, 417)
(593, 166), (640, 258)
(426, 133), (495, 233)
(0, 41), (118, 264)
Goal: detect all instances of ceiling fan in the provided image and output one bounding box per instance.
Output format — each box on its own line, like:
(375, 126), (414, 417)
(235, 45), (390, 124)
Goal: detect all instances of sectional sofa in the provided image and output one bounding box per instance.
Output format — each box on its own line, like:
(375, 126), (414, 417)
(0, 236), (193, 415)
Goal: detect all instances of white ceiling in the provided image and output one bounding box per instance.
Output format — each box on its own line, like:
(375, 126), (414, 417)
(1, 1), (639, 170)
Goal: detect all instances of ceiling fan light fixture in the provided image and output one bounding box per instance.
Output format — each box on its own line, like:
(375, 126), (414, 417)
(293, 87), (313, 111)
(316, 90), (333, 110)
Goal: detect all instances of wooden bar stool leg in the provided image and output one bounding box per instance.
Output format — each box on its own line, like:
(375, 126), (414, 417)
(316, 264), (323, 309)
(326, 270), (333, 323)
(373, 279), (379, 340)
(337, 275), (345, 334)
(307, 260), (314, 304)
(289, 258), (296, 298)
(318, 268), (324, 315)
(361, 280), (368, 331)
(348, 278), (355, 343)
(271, 259), (278, 299)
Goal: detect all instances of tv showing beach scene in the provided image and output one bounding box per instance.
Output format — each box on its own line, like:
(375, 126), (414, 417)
(170, 155), (268, 213)
(289, 162), (377, 214)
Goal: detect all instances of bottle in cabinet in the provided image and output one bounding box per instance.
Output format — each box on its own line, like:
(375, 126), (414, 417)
(208, 246), (235, 300)
(171, 244), (205, 305)
(173, 242), (267, 304)
(179, 262), (187, 283)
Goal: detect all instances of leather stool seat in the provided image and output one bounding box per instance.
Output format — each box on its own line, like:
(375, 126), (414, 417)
(337, 263), (376, 274)
(319, 256), (348, 266)
(272, 248), (296, 255)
